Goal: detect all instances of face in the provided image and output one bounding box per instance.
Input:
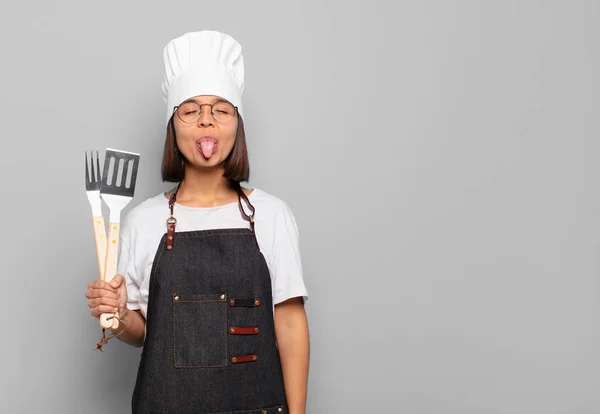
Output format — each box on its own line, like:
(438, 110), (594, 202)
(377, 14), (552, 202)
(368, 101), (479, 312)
(172, 95), (238, 169)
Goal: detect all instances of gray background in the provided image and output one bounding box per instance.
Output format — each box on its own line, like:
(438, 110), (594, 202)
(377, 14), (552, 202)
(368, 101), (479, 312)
(0, 0), (598, 413)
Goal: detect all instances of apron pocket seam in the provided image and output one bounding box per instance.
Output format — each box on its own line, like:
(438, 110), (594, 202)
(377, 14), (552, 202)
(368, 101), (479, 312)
(172, 293), (228, 368)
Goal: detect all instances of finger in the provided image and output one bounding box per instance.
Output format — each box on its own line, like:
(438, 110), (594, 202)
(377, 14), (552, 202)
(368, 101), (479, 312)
(108, 274), (125, 289)
(88, 280), (102, 291)
(88, 280), (118, 294)
(89, 288), (119, 300)
(89, 297), (120, 309)
(86, 289), (98, 299)
(97, 281), (119, 294)
(91, 305), (119, 317)
(101, 280), (119, 293)
(90, 306), (115, 319)
(99, 288), (120, 299)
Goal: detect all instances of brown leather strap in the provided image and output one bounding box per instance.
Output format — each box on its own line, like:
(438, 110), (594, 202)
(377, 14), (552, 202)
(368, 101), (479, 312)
(166, 219), (176, 251)
(166, 181), (258, 251)
(168, 185), (177, 216)
(165, 183), (179, 251)
(229, 298), (261, 307)
(231, 353), (258, 364)
(234, 182), (256, 232)
(232, 181), (259, 250)
(228, 326), (260, 335)
(92, 314), (126, 352)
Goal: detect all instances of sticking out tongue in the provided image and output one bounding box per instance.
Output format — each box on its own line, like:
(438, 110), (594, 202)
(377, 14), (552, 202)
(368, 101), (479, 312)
(200, 141), (216, 159)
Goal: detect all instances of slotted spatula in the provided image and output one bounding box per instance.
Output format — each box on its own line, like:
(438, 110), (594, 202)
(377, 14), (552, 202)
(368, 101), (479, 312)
(85, 150), (108, 281)
(99, 148), (140, 329)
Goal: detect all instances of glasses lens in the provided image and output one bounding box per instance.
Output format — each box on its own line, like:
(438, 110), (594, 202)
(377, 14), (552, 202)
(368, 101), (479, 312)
(177, 102), (201, 123)
(212, 101), (235, 123)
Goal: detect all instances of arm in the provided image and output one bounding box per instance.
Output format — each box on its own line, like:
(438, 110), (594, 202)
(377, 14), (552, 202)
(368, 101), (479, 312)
(110, 308), (146, 347)
(86, 275), (146, 348)
(108, 273), (146, 347)
(274, 297), (310, 414)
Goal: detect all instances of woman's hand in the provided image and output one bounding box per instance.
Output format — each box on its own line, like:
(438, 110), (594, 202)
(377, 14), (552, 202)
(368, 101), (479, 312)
(86, 274), (129, 321)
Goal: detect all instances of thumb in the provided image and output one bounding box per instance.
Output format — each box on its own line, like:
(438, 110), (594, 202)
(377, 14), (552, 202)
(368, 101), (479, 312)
(109, 274), (124, 288)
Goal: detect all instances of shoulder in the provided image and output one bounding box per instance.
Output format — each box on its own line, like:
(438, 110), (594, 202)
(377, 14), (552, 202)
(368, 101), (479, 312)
(121, 192), (169, 234)
(128, 192), (168, 219)
(248, 188), (297, 226)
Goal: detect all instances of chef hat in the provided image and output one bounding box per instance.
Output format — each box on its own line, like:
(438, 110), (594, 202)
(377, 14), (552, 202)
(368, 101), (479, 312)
(161, 30), (245, 126)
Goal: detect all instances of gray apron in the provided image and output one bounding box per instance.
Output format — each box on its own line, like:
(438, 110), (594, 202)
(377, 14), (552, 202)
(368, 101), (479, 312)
(131, 184), (287, 413)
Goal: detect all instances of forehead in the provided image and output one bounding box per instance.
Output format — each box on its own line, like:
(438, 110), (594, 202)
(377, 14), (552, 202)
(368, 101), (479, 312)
(180, 95), (230, 105)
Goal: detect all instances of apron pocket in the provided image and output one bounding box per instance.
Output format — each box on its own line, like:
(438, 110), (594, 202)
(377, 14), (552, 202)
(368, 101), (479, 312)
(172, 292), (228, 368)
(207, 404), (285, 414)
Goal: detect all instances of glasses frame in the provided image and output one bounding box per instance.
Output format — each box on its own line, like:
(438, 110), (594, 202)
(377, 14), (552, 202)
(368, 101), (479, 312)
(172, 101), (238, 124)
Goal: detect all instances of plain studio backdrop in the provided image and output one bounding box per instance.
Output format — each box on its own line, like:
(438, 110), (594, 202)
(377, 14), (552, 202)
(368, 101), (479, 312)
(0, 1), (598, 413)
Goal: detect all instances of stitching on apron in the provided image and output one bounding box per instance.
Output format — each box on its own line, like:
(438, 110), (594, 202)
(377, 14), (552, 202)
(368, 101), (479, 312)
(172, 294), (176, 366)
(225, 297), (228, 364)
(174, 232), (254, 239)
(206, 404), (285, 414)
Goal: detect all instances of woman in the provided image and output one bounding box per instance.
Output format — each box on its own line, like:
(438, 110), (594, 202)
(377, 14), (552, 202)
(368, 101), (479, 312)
(85, 30), (310, 414)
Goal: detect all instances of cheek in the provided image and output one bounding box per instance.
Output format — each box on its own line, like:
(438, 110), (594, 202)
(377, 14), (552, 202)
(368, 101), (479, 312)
(173, 123), (194, 144)
(220, 124), (238, 150)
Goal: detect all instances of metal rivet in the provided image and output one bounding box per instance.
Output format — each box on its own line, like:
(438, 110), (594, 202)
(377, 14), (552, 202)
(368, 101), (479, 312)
(174, 296), (179, 301)
(278, 408), (282, 412)
(232, 357), (237, 363)
(254, 299), (260, 306)
(252, 355), (257, 360)
(255, 327), (259, 333)
(262, 410), (267, 414)
(168, 236), (173, 240)
(167, 245), (172, 250)
(229, 299), (235, 306)
(220, 294), (225, 299)
(229, 328), (235, 333)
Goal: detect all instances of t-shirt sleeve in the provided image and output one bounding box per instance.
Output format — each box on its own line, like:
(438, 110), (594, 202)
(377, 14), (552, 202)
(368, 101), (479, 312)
(117, 214), (142, 311)
(270, 204), (309, 305)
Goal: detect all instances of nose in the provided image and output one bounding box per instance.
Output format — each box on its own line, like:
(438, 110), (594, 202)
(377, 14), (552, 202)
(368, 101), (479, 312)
(197, 104), (214, 127)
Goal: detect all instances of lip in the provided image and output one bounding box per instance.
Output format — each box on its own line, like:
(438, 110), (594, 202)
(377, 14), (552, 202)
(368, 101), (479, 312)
(196, 135), (218, 144)
(196, 135), (218, 158)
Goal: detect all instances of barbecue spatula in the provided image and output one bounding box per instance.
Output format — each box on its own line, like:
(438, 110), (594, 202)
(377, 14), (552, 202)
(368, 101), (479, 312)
(99, 148), (140, 330)
(85, 150), (107, 281)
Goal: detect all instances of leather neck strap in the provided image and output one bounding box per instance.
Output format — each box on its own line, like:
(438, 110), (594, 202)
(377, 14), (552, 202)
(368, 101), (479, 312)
(168, 181), (255, 231)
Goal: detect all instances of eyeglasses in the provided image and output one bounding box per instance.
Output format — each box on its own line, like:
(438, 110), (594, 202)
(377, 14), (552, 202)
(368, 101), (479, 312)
(173, 101), (237, 124)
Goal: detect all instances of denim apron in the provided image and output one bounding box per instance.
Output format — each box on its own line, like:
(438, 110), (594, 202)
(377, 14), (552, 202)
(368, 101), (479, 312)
(131, 184), (287, 414)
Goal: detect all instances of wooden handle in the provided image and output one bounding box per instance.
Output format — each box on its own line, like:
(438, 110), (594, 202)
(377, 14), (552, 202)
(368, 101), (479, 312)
(103, 222), (120, 282)
(100, 222), (120, 330)
(100, 310), (119, 330)
(92, 216), (107, 280)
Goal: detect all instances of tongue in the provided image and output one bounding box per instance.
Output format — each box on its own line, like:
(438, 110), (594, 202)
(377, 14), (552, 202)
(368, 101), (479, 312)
(200, 141), (215, 159)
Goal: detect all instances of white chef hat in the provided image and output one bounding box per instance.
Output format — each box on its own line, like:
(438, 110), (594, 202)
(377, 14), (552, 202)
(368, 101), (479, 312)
(161, 30), (245, 126)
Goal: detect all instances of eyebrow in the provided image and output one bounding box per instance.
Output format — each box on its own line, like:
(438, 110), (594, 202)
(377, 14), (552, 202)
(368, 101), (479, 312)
(181, 97), (229, 105)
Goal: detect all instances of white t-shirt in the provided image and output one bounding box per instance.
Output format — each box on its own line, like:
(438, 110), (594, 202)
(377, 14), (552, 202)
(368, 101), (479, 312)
(117, 188), (308, 319)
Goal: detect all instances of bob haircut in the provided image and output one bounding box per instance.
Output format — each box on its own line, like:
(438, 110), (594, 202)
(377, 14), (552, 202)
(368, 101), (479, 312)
(161, 114), (250, 183)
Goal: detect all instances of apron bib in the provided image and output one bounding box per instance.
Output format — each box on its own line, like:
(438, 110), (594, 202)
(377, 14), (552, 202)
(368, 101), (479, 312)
(131, 185), (287, 414)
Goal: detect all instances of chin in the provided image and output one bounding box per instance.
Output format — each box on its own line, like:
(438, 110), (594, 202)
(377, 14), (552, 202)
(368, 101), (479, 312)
(194, 153), (223, 167)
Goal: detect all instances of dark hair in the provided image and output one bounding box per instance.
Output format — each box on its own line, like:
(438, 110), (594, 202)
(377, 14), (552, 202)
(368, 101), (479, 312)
(161, 114), (250, 183)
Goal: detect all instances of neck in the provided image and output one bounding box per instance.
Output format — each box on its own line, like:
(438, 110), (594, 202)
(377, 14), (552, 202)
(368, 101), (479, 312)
(176, 166), (237, 207)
